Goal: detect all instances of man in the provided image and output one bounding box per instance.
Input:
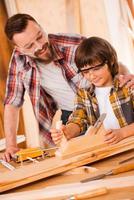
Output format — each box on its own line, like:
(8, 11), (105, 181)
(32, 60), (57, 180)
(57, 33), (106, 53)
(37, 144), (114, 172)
(3, 13), (134, 161)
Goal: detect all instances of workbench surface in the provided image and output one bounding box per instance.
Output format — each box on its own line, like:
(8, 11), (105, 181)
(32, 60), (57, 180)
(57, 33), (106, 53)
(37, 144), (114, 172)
(0, 149), (134, 199)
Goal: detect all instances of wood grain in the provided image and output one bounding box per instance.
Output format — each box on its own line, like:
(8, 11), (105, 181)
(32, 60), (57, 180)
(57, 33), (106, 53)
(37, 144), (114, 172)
(0, 135), (133, 193)
(55, 125), (106, 158)
(1, 176), (134, 200)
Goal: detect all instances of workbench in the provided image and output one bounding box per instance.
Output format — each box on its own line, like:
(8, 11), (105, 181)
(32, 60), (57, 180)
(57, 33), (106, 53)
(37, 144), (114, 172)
(0, 149), (134, 199)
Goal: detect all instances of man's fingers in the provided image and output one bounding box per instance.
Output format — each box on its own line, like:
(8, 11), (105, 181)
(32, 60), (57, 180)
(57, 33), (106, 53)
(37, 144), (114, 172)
(6, 154), (12, 162)
(2, 152), (11, 162)
(126, 79), (134, 89)
(1, 147), (19, 162)
(119, 74), (134, 87)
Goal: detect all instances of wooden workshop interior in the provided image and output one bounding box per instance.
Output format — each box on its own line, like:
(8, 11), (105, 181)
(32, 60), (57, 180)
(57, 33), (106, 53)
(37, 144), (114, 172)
(0, 0), (134, 199)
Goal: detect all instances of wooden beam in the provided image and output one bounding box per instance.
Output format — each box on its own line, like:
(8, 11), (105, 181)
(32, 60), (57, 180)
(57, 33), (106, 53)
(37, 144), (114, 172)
(65, 0), (81, 33)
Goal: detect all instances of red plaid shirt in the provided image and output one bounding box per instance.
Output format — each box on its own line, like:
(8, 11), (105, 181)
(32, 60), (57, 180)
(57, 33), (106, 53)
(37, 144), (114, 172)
(4, 33), (85, 146)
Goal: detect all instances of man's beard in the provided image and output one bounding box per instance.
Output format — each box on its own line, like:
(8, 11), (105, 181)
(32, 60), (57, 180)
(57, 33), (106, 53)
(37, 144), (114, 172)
(25, 43), (54, 64)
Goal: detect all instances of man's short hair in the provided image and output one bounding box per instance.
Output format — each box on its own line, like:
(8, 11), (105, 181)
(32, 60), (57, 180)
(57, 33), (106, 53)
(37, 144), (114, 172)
(5, 13), (37, 40)
(75, 36), (119, 78)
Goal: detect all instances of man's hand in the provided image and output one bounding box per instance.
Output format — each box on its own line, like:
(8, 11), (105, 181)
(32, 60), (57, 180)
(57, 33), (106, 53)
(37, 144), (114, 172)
(119, 74), (134, 89)
(104, 129), (125, 145)
(2, 146), (20, 162)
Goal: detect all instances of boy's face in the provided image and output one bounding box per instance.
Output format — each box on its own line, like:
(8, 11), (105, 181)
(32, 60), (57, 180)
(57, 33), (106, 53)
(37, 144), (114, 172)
(80, 61), (113, 87)
(12, 20), (53, 63)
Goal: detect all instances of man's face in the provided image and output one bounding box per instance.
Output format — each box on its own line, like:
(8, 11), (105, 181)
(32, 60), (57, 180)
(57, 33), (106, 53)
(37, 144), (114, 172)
(13, 20), (53, 63)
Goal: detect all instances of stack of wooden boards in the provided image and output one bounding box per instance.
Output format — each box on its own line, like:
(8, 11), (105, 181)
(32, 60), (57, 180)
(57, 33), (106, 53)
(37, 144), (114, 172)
(0, 125), (134, 193)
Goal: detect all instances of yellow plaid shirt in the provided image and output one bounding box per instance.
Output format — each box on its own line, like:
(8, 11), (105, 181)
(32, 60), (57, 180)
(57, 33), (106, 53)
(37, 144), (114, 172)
(68, 78), (134, 133)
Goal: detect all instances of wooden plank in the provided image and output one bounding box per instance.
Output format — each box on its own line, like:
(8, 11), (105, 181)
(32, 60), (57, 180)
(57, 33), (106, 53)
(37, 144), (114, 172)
(55, 125), (106, 158)
(1, 176), (134, 200)
(0, 136), (134, 193)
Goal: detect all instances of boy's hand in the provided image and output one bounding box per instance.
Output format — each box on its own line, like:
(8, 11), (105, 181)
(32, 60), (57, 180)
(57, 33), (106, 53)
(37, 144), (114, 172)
(104, 129), (124, 145)
(119, 74), (134, 89)
(51, 125), (65, 145)
(2, 146), (20, 162)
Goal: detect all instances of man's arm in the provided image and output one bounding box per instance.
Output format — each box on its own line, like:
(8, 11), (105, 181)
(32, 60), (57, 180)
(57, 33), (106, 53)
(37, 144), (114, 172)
(2, 104), (20, 162)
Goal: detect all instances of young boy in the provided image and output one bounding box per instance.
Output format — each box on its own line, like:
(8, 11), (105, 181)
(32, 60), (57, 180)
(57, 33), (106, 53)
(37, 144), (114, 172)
(51, 37), (134, 145)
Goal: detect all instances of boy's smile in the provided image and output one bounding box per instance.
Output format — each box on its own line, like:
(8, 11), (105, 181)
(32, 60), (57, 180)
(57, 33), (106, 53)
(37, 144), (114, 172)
(82, 63), (113, 87)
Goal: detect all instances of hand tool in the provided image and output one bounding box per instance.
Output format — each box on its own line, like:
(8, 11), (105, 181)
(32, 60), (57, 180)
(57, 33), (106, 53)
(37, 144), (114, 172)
(12, 146), (58, 163)
(81, 162), (134, 183)
(0, 159), (15, 171)
(26, 156), (39, 163)
(66, 187), (108, 200)
(94, 113), (106, 130)
(85, 113), (106, 135)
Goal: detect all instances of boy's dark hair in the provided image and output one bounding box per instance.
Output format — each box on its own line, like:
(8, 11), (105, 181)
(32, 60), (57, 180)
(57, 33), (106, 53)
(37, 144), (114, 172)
(75, 36), (119, 78)
(5, 13), (37, 40)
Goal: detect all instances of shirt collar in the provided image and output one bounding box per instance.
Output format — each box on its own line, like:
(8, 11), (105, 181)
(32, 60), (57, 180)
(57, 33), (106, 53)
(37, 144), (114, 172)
(87, 77), (120, 96)
(112, 77), (120, 91)
(48, 35), (64, 61)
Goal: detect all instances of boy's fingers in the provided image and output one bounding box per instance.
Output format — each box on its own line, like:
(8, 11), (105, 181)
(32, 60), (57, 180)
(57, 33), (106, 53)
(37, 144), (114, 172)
(52, 134), (62, 139)
(104, 129), (112, 136)
(104, 134), (115, 141)
(104, 136), (117, 144)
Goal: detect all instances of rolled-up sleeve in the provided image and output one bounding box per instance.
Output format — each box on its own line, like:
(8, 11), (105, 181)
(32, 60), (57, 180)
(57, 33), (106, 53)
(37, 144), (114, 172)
(4, 54), (25, 107)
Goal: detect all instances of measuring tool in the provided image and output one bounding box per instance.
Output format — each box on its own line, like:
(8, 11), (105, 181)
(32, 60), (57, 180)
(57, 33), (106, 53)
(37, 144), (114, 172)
(12, 146), (58, 163)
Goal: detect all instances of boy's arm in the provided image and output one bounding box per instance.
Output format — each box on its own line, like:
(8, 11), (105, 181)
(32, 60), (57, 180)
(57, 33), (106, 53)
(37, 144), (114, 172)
(51, 123), (80, 145)
(122, 123), (134, 139)
(63, 123), (81, 140)
(51, 89), (88, 145)
(104, 123), (134, 145)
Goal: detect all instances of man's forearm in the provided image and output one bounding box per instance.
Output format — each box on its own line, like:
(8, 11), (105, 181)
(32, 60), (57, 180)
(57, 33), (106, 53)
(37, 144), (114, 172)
(4, 104), (20, 147)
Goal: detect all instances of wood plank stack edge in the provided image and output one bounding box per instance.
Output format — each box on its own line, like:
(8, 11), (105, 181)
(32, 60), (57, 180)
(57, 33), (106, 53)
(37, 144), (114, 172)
(0, 135), (134, 193)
